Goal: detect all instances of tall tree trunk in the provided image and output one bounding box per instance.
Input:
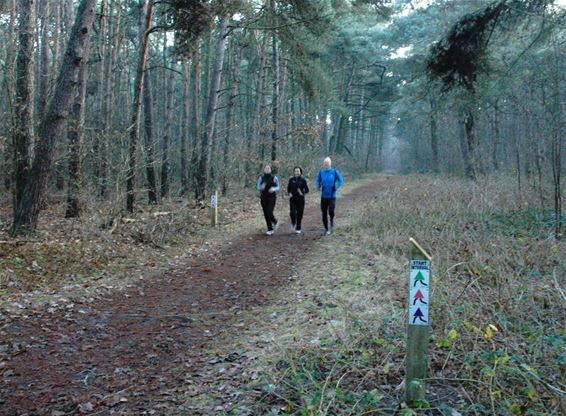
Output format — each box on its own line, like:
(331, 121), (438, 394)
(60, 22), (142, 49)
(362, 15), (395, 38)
(190, 43), (201, 198)
(270, 0), (280, 162)
(12, 0), (36, 223)
(492, 99), (500, 171)
(353, 88), (363, 156)
(461, 103), (477, 180)
(279, 55), (288, 144)
(551, 45), (563, 240)
(180, 58), (190, 196)
(245, 34), (268, 187)
(377, 121), (384, 170)
(3, 0), (17, 191)
(11, 0), (97, 236)
(143, 70), (158, 205)
(429, 98), (439, 173)
(530, 86), (545, 210)
(364, 117), (374, 170)
(65, 35), (90, 218)
(222, 44), (244, 196)
(202, 29), (213, 119)
(64, 0), (75, 30)
(52, 1), (61, 79)
(100, 0), (123, 198)
(515, 129), (521, 194)
(195, 15), (228, 200)
(126, 0), (154, 213)
(333, 62), (355, 154)
(161, 58), (176, 199)
(38, 0), (51, 119)
(93, 0), (108, 196)
(51, 0), (67, 192)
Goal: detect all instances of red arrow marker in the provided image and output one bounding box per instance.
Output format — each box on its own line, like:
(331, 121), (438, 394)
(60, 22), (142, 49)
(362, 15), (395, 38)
(413, 289), (428, 305)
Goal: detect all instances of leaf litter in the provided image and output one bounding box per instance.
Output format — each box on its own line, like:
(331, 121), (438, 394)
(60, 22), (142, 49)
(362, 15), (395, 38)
(0, 181), (381, 414)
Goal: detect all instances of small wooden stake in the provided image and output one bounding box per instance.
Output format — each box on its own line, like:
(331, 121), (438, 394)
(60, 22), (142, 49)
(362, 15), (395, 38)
(210, 190), (218, 227)
(406, 237), (432, 405)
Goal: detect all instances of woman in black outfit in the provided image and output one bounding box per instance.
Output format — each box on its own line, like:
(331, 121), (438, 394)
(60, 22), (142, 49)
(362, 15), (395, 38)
(257, 163), (280, 235)
(287, 166), (309, 234)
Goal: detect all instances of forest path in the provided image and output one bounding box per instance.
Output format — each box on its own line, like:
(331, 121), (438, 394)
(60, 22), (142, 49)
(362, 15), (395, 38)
(1, 177), (388, 415)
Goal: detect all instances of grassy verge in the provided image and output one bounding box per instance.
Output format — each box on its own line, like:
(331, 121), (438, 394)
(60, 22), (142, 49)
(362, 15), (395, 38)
(235, 174), (564, 415)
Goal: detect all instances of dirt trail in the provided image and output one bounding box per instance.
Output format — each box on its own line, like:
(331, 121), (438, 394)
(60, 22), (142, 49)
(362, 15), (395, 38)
(0, 179), (383, 415)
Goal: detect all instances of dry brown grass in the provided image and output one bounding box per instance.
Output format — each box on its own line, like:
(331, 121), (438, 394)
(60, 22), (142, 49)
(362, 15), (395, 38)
(0, 187), (263, 311)
(248, 174), (565, 415)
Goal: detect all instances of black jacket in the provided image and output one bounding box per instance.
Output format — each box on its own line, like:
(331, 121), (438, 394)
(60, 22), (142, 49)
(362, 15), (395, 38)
(287, 176), (309, 198)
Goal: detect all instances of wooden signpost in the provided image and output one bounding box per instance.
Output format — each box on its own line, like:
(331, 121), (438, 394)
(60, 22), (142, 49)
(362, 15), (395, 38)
(210, 190), (218, 227)
(406, 237), (432, 405)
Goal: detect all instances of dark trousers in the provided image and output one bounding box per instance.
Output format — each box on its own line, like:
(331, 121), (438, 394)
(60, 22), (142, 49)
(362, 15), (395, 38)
(289, 196), (305, 230)
(320, 198), (336, 231)
(260, 195), (277, 231)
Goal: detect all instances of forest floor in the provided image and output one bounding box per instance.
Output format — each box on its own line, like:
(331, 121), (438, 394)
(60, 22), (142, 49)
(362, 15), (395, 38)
(1, 175), (564, 415)
(0, 176), (386, 415)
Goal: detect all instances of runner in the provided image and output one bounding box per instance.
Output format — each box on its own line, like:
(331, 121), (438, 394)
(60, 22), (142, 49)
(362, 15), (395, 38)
(287, 166), (309, 234)
(315, 157), (344, 235)
(257, 163), (280, 235)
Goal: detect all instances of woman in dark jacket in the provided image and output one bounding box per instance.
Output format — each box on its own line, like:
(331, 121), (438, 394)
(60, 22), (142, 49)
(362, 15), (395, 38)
(287, 166), (309, 234)
(257, 163), (280, 235)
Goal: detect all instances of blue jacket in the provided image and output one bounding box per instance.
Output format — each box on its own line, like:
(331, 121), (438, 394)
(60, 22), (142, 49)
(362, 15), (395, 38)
(316, 168), (343, 199)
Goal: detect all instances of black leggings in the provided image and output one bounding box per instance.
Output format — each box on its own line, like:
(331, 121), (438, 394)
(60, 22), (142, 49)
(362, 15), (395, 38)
(320, 198), (336, 230)
(289, 196), (305, 231)
(261, 195), (277, 231)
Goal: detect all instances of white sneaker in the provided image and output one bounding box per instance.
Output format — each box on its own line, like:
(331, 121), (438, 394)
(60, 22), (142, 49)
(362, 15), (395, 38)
(266, 230), (274, 236)
(325, 229), (331, 236)
(273, 221), (279, 231)
(295, 229), (302, 234)
(290, 224), (296, 232)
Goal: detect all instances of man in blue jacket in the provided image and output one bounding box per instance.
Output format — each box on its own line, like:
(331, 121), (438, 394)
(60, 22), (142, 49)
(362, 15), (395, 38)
(315, 157), (344, 235)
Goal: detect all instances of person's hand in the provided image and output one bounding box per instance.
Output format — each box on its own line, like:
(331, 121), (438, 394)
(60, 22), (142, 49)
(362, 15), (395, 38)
(288, 193), (293, 198)
(298, 189), (303, 196)
(261, 183), (266, 191)
(268, 187), (275, 193)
